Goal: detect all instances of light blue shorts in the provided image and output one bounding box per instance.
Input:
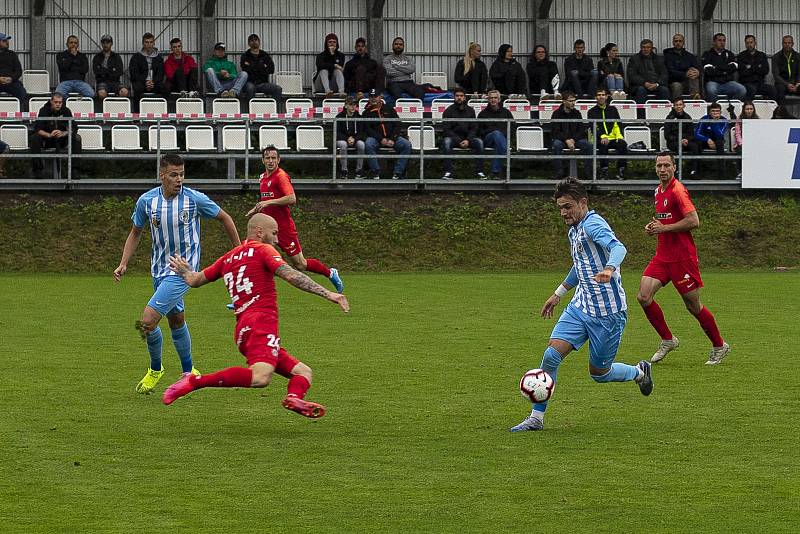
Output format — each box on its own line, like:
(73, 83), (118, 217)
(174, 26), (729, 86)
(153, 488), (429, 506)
(147, 275), (190, 316)
(550, 304), (627, 369)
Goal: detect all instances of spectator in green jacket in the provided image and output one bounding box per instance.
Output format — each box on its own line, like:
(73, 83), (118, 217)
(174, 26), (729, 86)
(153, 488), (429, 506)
(204, 42), (248, 98)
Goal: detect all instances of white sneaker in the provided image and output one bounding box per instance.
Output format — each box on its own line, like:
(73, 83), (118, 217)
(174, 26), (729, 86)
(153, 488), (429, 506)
(705, 342), (730, 365)
(442, 171), (453, 180)
(510, 415), (544, 432)
(651, 336), (679, 363)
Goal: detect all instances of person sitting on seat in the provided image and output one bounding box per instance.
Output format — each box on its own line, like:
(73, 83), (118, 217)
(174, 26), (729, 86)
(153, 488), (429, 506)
(203, 42), (248, 98)
(314, 33), (346, 97)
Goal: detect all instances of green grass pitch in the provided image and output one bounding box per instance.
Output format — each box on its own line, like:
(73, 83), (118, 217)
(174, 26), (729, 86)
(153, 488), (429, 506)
(1, 272), (798, 532)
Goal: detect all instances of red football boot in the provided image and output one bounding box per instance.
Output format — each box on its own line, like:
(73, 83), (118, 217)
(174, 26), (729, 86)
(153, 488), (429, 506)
(282, 395), (326, 418)
(162, 374), (196, 405)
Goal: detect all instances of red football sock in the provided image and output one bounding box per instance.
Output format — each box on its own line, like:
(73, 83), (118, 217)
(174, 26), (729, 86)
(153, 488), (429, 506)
(193, 366), (253, 389)
(286, 375), (311, 399)
(643, 301), (673, 340)
(693, 306), (724, 347)
(304, 258), (331, 278)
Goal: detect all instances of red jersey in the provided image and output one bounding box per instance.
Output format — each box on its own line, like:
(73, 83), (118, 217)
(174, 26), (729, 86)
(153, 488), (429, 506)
(202, 240), (286, 322)
(259, 167), (296, 231)
(653, 177), (698, 262)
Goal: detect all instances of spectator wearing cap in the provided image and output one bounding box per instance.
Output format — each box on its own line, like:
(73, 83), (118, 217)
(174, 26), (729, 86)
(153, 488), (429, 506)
(0, 32), (27, 105)
(55, 35), (94, 98)
(164, 37), (198, 97)
(314, 33), (346, 97)
(362, 89), (412, 179)
(240, 34), (283, 101)
(203, 41), (248, 98)
(92, 34), (129, 101)
(343, 37), (384, 100)
(129, 32), (165, 106)
(335, 96), (365, 178)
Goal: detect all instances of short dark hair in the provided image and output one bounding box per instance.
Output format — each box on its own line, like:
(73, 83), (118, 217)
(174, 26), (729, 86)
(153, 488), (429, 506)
(51, 92), (65, 101)
(453, 87), (466, 96)
(595, 87), (609, 95)
(142, 32), (155, 42)
(640, 38), (653, 46)
(672, 97), (684, 105)
(160, 154), (184, 169)
(355, 37), (366, 46)
(554, 177), (588, 201)
(561, 90), (576, 100)
(744, 34), (756, 41)
(574, 39), (585, 46)
(261, 144), (280, 158)
(170, 37), (181, 46)
(708, 102), (722, 111)
(713, 32), (726, 40)
(656, 151), (675, 164)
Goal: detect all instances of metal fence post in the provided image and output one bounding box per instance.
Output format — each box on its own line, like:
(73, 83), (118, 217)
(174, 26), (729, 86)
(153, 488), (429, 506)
(244, 118), (250, 182)
(66, 115), (72, 182)
(677, 120), (683, 180)
(505, 118), (511, 183)
(155, 118), (162, 181)
(332, 117), (338, 180)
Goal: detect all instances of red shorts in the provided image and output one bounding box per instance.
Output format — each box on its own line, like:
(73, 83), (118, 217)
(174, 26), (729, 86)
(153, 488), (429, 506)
(643, 257), (704, 295)
(277, 218), (302, 257)
(234, 317), (299, 377)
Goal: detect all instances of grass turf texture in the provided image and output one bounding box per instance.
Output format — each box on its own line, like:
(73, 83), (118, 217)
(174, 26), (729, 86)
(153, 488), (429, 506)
(1, 273), (797, 532)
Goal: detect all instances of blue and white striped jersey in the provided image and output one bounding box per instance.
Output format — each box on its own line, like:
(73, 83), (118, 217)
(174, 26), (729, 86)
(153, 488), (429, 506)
(132, 186), (221, 278)
(567, 210), (627, 317)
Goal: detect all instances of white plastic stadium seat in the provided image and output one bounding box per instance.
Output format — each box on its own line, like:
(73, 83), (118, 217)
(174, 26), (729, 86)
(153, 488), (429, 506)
(467, 98), (488, 115)
(185, 125), (217, 151)
(102, 97), (132, 120)
(683, 100), (709, 120)
(138, 97), (168, 121)
(516, 126), (546, 151)
(659, 127), (667, 152)
(22, 70), (50, 95)
(0, 97), (20, 121)
(175, 98), (205, 121)
(610, 100), (638, 120)
(407, 125), (435, 151)
(503, 98), (532, 122)
(148, 125), (179, 151)
(537, 100), (562, 121)
(28, 97), (51, 113)
(430, 98), (453, 121)
(396, 98), (423, 122)
(0, 124), (30, 150)
(420, 71), (447, 90)
(624, 126), (653, 151)
(321, 98), (344, 119)
(644, 100), (672, 121)
(575, 99), (595, 120)
(274, 71), (304, 97)
(212, 98), (241, 121)
(221, 125), (252, 151)
(67, 97), (94, 120)
(284, 98), (314, 121)
(111, 125), (142, 151)
(752, 99), (778, 119)
(259, 125), (289, 150)
(77, 125), (105, 151)
(295, 125), (326, 151)
(249, 98), (278, 122)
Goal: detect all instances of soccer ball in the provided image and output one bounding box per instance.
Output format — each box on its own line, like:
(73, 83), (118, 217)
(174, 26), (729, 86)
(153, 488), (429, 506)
(519, 369), (555, 403)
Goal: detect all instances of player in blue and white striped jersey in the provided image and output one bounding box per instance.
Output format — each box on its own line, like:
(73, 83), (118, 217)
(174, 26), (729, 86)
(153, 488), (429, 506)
(511, 178), (653, 432)
(114, 154), (240, 395)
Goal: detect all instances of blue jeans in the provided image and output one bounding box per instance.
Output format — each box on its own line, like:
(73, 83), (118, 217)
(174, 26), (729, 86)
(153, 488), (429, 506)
(365, 136), (412, 175)
(440, 136), (484, 173)
(55, 79), (95, 98)
(566, 69), (598, 96)
(243, 81), (283, 100)
(205, 69), (248, 95)
(551, 138), (592, 177)
(604, 76), (624, 92)
(704, 80), (746, 102)
(632, 84), (670, 104)
(483, 130), (508, 174)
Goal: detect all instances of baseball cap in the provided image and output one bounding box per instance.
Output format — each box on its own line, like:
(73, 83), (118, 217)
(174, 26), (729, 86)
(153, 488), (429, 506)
(0, 33), (11, 41)
(345, 96), (356, 105)
(100, 34), (113, 43)
(214, 42), (226, 49)
(247, 34), (260, 42)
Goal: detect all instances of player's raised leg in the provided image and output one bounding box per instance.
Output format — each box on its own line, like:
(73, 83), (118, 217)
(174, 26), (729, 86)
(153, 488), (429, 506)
(135, 305), (166, 394)
(276, 356), (326, 419)
(681, 289), (729, 365)
(163, 363), (264, 405)
(585, 311), (652, 395)
(638, 274), (680, 363)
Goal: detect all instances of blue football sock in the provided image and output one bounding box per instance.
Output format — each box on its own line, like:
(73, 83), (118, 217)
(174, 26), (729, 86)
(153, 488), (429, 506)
(170, 323), (193, 373)
(146, 327), (163, 372)
(592, 362), (639, 383)
(532, 346), (563, 414)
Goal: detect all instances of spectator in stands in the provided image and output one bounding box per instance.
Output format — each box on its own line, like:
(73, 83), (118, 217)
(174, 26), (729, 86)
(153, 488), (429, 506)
(55, 35), (94, 98)
(526, 45), (559, 98)
(383, 37), (425, 100)
(164, 37), (198, 97)
(335, 96), (365, 178)
(562, 39), (598, 97)
(664, 33), (702, 100)
(344, 37), (384, 100)
(454, 42), (490, 95)
(701, 33), (746, 102)
(737, 35), (776, 100)
(129, 33), (164, 105)
(0, 33), (27, 105)
(690, 102), (728, 178)
(550, 91), (591, 179)
(732, 100), (758, 178)
(0, 139), (8, 178)
(477, 89), (515, 178)
(772, 105), (797, 119)
(627, 39), (669, 103)
(93, 34), (129, 101)
(362, 89), (411, 179)
(29, 92), (82, 178)
(440, 87), (485, 179)
(772, 35), (800, 103)
(203, 42), (248, 98)
(597, 43), (626, 100)
(240, 34), (283, 101)
(314, 33), (346, 97)
(489, 44), (527, 97)
(587, 87), (627, 179)
(663, 97), (695, 153)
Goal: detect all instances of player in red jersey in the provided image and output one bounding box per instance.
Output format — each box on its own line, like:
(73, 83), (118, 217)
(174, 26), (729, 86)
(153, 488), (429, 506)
(161, 213), (350, 416)
(245, 145), (344, 292)
(637, 152), (730, 365)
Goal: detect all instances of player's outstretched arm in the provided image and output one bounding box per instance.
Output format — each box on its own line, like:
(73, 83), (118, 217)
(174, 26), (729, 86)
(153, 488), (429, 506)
(114, 225), (143, 282)
(168, 255), (210, 288)
(216, 209), (241, 246)
(275, 264), (350, 313)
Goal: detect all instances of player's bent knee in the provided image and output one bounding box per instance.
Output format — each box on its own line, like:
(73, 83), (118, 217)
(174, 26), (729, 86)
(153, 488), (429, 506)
(636, 292), (653, 307)
(590, 369), (613, 383)
(250, 363), (274, 387)
(291, 362), (313, 383)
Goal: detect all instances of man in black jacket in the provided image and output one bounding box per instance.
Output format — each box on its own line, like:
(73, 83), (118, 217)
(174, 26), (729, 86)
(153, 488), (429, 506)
(701, 33), (746, 102)
(663, 98), (696, 154)
(440, 87), (484, 179)
(93, 34), (129, 101)
(737, 35), (776, 100)
(55, 35), (94, 98)
(627, 39), (670, 103)
(0, 33), (27, 104)
(550, 92), (591, 178)
(29, 93), (82, 178)
(335, 97), (365, 178)
(240, 34), (283, 101)
(664, 34), (702, 100)
(562, 39), (598, 97)
(344, 37), (385, 100)
(362, 89), (411, 179)
(129, 33), (164, 106)
(477, 89), (515, 178)
(772, 35), (800, 103)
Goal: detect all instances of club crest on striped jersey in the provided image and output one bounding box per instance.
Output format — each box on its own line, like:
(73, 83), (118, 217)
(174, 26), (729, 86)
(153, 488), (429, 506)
(151, 214), (160, 228)
(179, 210), (190, 224)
